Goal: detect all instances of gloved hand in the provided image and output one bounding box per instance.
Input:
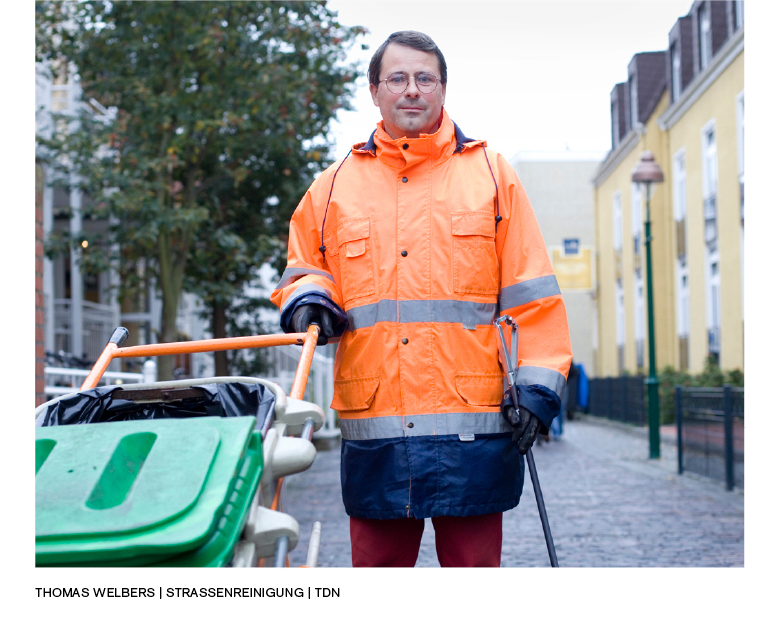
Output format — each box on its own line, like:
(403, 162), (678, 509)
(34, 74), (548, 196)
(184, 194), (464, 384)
(290, 304), (336, 346)
(501, 388), (543, 455)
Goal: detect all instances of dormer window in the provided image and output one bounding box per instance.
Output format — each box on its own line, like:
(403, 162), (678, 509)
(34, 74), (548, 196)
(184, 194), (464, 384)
(698, 3), (711, 70)
(628, 74), (638, 129)
(611, 102), (619, 149)
(667, 15), (694, 105)
(610, 82), (628, 150)
(671, 41), (682, 103)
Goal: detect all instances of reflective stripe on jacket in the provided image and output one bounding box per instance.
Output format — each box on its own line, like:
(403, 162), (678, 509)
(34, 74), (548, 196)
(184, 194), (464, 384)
(272, 110), (572, 519)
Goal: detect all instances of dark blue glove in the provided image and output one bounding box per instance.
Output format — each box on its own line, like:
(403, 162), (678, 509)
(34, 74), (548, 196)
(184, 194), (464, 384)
(290, 304), (336, 346)
(501, 388), (542, 455)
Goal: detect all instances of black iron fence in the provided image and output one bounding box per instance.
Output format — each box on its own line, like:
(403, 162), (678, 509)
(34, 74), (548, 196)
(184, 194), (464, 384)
(675, 385), (744, 490)
(588, 376), (646, 426)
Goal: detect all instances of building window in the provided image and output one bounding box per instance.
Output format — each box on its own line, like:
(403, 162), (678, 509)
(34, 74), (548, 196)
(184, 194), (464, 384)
(673, 149), (687, 259)
(736, 92), (744, 224)
(706, 252), (721, 364)
(616, 279), (625, 372)
(671, 41), (682, 103)
(613, 191), (623, 252)
(677, 266), (690, 370)
(736, 91), (744, 319)
(628, 74), (638, 129)
(702, 123), (718, 250)
(673, 150), (688, 222)
(634, 272), (644, 369)
(698, 3), (712, 71)
(631, 182), (642, 255)
(673, 148), (689, 371)
(701, 120), (720, 365)
(703, 127), (718, 195)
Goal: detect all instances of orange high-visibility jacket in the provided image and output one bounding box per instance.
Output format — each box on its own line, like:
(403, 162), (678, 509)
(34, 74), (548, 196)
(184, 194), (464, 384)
(272, 111), (572, 519)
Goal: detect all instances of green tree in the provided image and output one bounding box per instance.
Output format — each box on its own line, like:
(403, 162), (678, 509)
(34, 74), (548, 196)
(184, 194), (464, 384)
(36, 1), (365, 378)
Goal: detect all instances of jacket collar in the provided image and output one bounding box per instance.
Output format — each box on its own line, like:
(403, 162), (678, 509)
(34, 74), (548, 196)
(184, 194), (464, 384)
(352, 110), (484, 166)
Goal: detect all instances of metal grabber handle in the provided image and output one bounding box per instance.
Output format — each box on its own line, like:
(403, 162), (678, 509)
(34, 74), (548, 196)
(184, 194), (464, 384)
(494, 316), (559, 567)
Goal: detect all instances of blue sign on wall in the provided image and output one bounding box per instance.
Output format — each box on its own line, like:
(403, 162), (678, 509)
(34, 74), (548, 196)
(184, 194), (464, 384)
(563, 238), (579, 255)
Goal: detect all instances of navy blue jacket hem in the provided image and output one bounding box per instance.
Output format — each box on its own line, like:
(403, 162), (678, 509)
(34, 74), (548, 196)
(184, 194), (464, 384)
(344, 497), (521, 520)
(340, 432), (525, 521)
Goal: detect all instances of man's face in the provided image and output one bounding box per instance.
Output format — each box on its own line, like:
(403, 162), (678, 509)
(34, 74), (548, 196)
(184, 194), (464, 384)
(369, 43), (446, 140)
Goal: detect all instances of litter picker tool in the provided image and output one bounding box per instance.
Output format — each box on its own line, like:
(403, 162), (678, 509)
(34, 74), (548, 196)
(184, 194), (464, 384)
(494, 315), (559, 567)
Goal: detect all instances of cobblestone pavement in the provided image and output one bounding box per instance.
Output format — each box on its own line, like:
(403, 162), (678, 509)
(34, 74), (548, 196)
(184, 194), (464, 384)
(283, 416), (744, 567)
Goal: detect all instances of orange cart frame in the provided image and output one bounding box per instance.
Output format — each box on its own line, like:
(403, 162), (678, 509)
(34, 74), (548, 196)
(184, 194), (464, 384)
(81, 325), (321, 400)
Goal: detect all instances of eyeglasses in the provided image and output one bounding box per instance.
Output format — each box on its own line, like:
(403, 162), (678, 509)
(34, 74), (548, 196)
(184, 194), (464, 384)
(379, 72), (441, 94)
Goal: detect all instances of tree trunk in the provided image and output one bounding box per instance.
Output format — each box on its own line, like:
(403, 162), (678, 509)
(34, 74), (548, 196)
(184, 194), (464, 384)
(156, 285), (180, 381)
(213, 300), (229, 376)
(156, 228), (183, 381)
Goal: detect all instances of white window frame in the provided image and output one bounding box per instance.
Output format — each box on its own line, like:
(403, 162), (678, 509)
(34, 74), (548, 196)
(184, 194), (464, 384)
(634, 272), (645, 367)
(711, 257), (721, 332)
(673, 147), (689, 344)
(631, 182), (642, 254)
(616, 279), (626, 348)
(676, 263), (690, 338)
(671, 41), (682, 103)
(736, 90), (744, 317)
(701, 121), (718, 250)
(698, 3), (712, 71)
(704, 249), (721, 358)
(629, 74), (638, 129)
(613, 190), (623, 252)
(700, 118), (720, 361)
(673, 148), (687, 222)
(701, 120), (718, 200)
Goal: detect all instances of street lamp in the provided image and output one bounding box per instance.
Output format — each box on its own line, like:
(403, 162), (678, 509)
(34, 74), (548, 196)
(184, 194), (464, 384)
(631, 151), (664, 459)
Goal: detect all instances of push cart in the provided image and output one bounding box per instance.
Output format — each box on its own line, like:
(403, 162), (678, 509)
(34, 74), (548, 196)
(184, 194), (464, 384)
(35, 325), (327, 567)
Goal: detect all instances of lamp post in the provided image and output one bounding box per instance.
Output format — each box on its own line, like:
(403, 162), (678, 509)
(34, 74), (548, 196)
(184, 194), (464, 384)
(631, 151), (664, 459)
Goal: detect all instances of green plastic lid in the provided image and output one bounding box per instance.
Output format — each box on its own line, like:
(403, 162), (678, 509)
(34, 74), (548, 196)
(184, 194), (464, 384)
(73, 432), (266, 568)
(36, 416), (259, 565)
(157, 431), (264, 567)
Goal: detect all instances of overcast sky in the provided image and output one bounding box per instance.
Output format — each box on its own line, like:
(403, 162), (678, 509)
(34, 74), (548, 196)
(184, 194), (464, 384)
(327, 0), (695, 159)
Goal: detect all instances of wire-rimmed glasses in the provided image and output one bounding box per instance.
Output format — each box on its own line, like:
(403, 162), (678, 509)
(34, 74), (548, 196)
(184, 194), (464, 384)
(379, 72), (441, 94)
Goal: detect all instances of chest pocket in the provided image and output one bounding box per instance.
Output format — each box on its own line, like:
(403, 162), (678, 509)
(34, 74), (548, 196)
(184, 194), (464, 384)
(333, 217), (375, 304)
(451, 212), (499, 295)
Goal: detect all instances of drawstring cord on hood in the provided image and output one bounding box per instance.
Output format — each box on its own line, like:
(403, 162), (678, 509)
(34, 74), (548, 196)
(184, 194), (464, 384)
(319, 150), (352, 263)
(482, 144), (502, 229)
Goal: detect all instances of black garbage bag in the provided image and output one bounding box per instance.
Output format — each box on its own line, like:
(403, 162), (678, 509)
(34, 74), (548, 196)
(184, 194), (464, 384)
(39, 382), (275, 431)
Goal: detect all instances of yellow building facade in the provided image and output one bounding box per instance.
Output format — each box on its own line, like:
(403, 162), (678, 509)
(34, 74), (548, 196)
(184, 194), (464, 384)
(593, 1), (744, 377)
(594, 95), (676, 377)
(659, 35), (744, 374)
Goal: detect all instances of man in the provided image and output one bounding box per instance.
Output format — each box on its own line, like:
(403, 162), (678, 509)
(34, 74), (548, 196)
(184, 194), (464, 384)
(271, 31), (571, 567)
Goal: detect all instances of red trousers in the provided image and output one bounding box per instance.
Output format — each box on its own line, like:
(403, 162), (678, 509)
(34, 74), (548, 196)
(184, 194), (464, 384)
(350, 512), (503, 567)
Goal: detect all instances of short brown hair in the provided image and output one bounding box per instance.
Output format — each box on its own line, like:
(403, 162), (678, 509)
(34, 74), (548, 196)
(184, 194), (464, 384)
(368, 31), (447, 87)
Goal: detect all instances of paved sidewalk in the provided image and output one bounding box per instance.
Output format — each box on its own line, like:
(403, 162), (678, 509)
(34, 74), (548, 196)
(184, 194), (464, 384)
(283, 416), (743, 567)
